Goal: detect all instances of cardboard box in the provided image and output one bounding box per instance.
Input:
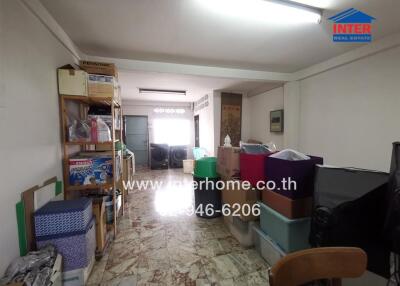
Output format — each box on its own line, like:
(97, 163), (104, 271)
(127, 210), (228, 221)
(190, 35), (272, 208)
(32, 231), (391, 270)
(69, 158), (95, 185)
(217, 146), (240, 180)
(80, 60), (117, 76)
(222, 180), (260, 221)
(92, 197), (107, 252)
(88, 74), (117, 98)
(58, 67), (88, 96)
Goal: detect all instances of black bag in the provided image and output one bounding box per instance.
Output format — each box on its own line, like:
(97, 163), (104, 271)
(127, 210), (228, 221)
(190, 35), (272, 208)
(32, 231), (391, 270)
(384, 142), (400, 254)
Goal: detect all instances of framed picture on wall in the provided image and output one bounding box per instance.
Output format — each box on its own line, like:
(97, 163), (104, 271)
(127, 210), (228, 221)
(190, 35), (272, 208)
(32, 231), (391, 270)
(270, 109), (284, 132)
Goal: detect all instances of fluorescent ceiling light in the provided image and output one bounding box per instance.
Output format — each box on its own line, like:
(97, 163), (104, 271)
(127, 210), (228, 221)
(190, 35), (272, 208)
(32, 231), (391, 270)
(196, 0), (322, 24)
(139, 88), (186, 96)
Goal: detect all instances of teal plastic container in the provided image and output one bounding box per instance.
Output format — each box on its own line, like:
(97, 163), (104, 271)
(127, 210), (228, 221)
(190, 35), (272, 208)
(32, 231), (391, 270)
(194, 157), (218, 179)
(259, 201), (310, 253)
(253, 225), (286, 266)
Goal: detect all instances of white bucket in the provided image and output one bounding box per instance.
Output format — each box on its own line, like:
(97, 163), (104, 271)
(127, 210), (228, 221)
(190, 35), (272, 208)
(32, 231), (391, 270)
(183, 159), (195, 174)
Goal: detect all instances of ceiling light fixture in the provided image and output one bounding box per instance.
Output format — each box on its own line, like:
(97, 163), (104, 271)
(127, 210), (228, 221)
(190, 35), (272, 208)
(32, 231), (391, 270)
(196, 0), (322, 24)
(139, 88), (186, 96)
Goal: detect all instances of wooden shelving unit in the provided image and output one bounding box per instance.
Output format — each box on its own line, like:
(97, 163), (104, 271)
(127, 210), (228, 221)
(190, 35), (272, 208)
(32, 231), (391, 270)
(59, 95), (124, 237)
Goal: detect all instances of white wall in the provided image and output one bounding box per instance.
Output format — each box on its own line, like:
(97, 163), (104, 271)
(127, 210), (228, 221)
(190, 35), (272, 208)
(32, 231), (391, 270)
(247, 87), (284, 149)
(0, 0), (76, 273)
(194, 94), (215, 156)
(123, 100), (195, 157)
(298, 46), (400, 172)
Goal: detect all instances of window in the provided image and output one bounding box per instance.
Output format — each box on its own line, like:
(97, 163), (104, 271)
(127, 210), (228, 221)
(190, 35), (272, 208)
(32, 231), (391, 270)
(153, 118), (190, 145)
(154, 108), (186, 114)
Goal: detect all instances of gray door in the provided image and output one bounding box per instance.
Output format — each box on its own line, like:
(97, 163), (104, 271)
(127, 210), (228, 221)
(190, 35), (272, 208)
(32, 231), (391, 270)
(125, 116), (149, 167)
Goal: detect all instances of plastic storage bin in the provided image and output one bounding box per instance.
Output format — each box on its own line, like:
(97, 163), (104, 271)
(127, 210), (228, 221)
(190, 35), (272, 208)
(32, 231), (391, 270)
(193, 176), (221, 218)
(183, 159), (195, 174)
(105, 195), (113, 224)
(34, 198), (92, 237)
(224, 214), (257, 248)
(260, 202), (310, 253)
(253, 225), (286, 266)
(62, 254), (95, 286)
(194, 157), (218, 178)
(261, 189), (312, 219)
(240, 153), (272, 187)
(37, 217), (96, 271)
(265, 155), (323, 199)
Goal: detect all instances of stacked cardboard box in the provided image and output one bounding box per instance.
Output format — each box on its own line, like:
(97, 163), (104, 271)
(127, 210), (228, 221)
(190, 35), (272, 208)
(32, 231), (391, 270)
(217, 146), (262, 247)
(58, 61), (120, 103)
(79, 61), (120, 104)
(79, 60), (117, 77)
(58, 64), (88, 97)
(217, 146), (240, 180)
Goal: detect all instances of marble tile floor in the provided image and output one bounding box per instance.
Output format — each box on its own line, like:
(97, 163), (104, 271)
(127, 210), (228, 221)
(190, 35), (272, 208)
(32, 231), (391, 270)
(87, 169), (270, 286)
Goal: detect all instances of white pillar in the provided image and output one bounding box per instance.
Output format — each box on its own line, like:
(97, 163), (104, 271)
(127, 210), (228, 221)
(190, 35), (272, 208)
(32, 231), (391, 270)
(283, 81), (300, 150)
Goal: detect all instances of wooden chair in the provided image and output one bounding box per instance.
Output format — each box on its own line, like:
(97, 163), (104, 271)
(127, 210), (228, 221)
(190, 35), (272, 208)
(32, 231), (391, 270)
(268, 247), (367, 286)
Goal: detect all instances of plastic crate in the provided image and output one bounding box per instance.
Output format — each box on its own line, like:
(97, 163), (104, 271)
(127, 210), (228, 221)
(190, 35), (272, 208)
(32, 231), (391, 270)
(253, 225), (286, 266)
(35, 198), (92, 237)
(224, 214), (257, 248)
(260, 202), (310, 253)
(37, 217), (96, 271)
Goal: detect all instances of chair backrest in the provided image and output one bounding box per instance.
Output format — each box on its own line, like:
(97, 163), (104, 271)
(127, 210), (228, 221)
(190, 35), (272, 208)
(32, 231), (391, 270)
(269, 247), (367, 286)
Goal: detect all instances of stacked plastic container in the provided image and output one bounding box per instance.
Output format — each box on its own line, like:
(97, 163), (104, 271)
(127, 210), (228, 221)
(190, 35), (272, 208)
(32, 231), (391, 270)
(193, 157), (221, 218)
(34, 198), (96, 283)
(253, 152), (323, 266)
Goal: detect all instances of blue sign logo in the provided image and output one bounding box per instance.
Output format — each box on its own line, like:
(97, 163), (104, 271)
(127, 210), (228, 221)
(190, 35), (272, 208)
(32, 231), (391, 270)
(328, 8), (375, 42)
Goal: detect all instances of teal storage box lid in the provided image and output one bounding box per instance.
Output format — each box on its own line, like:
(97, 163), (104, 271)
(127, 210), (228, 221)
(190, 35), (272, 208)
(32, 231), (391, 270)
(194, 157), (218, 178)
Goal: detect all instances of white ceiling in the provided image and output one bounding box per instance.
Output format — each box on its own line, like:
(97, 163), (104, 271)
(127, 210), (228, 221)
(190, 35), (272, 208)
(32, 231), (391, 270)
(40, 0), (400, 73)
(118, 70), (282, 102)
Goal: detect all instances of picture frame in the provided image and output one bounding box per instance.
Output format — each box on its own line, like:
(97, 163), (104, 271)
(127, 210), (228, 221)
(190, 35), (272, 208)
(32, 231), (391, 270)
(270, 109), (284, 132)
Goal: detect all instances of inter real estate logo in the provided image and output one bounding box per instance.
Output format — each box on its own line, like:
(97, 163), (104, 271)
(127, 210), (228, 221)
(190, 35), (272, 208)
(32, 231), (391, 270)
(328, 8), (375, 43)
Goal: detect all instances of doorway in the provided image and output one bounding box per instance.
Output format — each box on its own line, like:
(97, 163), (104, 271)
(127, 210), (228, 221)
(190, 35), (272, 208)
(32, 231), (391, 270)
(125, 115), (149, 167)
(194, 115), (200, 147)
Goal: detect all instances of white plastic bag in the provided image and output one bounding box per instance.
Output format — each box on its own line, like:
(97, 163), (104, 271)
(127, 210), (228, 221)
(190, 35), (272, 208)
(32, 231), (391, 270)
(95, 116), (111, 142)
(270, 149), (310, 161)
